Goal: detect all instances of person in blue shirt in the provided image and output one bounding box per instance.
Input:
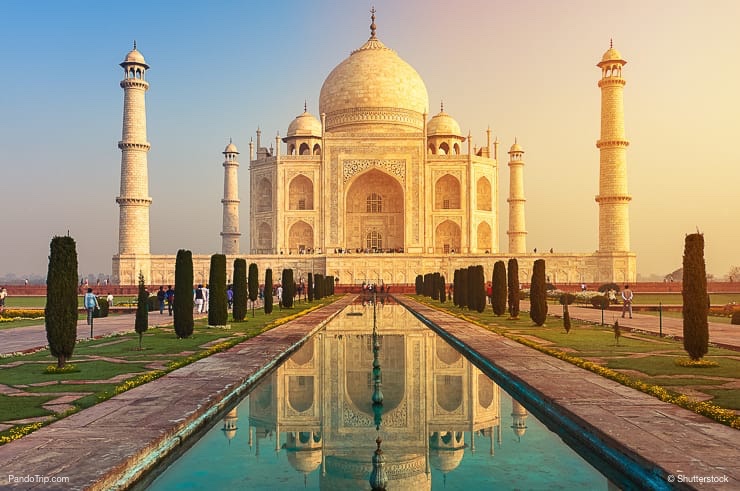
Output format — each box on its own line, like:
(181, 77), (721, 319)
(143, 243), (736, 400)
(84, 288), (100, 326)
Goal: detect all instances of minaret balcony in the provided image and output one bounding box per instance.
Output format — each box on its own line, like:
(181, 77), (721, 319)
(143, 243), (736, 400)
(595, 195), (632, 204)
(116, 196), (153, 205)
(596, 139), (629, 149)
(118, 141), (151, 151)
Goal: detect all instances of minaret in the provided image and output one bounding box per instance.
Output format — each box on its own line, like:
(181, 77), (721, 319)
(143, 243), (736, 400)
(596, 41), (631, 252)
(116, 42), (152, 257)
(507, 139), (527, 253)
(221, 140), (241, 254)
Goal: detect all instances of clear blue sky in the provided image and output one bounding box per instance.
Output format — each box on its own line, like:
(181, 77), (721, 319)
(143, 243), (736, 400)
(1, 0), (738, 280)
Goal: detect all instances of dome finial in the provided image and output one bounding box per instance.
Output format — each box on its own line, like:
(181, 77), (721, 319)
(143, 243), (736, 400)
(370, 6), (377, 38)
(229, 137), (232, 144)
(440, 100), (444, 112)
(610, 38), (613, 49)
(133, 40), (137, 50)
(304, 100), (307, 113)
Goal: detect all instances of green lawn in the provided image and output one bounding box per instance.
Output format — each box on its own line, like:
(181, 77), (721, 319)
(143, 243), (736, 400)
(412, 296), (740, 420)
(0, 297), (336, 444)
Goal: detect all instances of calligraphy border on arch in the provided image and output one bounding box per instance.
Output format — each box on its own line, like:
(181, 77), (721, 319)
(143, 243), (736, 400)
(342, 159), (406, 183)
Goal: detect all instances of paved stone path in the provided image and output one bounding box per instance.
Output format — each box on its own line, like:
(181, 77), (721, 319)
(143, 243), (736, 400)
(0, 296), (737, 490)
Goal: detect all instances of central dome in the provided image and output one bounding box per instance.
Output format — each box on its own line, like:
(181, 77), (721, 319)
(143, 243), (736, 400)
(319, 35), (428, 132)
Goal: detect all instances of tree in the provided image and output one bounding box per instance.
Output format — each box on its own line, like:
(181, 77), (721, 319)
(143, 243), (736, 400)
(208, 254), (228, 327)
(559, 293), (575, 333)
(728, 265), (740, 283)
(415, 275), (423, 295)
(492, 260), (507, 316)
(682, 233), (709, 360)
(264, 268), (273, 314)
(431, 272), (440, 300)
(507, 258), (520, 319)
(45, 236), (78, 368)
(248, 263), (258, 316)
(135, 271), (148, 349)
(469, 265), (485, 313)
(452, 269), (460, 307)
(314, 273), (324, 300)
(439, 275), (447, 303)
(529, 259), (548, 326)
(459, 268), (468, 309)
(174, 249), (194, 338)
(282, 269), (295, 308)
(307, 272), (314, 302)
(232, 259), (247, 321)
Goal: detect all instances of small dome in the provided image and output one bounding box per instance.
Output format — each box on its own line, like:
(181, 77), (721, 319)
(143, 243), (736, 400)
(287, 111), (322, 138)
(601, 47), (622, 62)
(224, 141), (239, 154)
(429, 448), (465, 473)
(287, 449), (322, 473)
(123, 46), (148, 67)
(427, 109), (461, 137)
(509, 140), (523, 153)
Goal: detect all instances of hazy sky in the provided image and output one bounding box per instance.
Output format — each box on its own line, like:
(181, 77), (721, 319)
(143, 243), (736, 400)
(1, 0), (738, 279)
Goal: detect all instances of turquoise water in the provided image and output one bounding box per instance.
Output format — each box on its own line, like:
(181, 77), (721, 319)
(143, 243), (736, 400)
(148, 303), (609, 490)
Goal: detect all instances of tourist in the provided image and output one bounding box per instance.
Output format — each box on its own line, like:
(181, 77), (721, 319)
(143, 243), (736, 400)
(106, 292), (114, 307)
(621, 285), (633, 319)
(0, 286), (7, 312)
(166, 285), (174, 315)
(277, 284), (283, 309)
(84, 288), (100, 326)
(194, 284), (205, 313)
(227, 285), (234, 310)
(203, 284), (210, 313)
(156, 286), (166, 314)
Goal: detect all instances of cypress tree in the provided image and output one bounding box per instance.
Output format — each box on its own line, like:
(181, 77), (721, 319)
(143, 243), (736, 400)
(264, 268), (274, 314)
(415, 275), (423, 295)
(452, 269), (460, 307)
(560, 293), (576, 333)
(682, 233), (709, 360)
(282, 269), (295, 308)
(232, 259), (247, 321)
(431, 272), (440, 300)
(327, 275), (334, 295)
(492, 260), (507, 316)
(439, 275), (447, 303)
(248, 263), (258, 316)
(530, 259), (548, 326)
(474, 265), (486, 313)
(208, 254), (228, 327)
(307, 272), (314, 301)
(45, 236), (78, 368)
(459, 268), (468, 309)
(174, 249), (194, 338)
(315, 273), (324, 300)
(508, 258), (520, 319)
(135, 271), (148, 349)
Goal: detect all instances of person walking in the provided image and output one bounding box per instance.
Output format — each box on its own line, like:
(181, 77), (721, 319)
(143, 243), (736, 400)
(156, 286), (166, 314)
(0, 286), (7, 313)
(84, 288), (100, 327)
(194, 285), (205, 313)
(621, 285), (634, 319)
(166, 285), (174, 315)
(106, 292), (114, 307)
(277, 284), (283, 309)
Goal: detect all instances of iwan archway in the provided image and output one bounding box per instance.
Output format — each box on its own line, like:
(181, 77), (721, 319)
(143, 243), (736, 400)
(344, 169), (404, 252)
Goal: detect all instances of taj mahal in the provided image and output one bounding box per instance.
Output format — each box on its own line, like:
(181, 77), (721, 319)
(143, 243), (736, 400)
(113, 12), (635, 286)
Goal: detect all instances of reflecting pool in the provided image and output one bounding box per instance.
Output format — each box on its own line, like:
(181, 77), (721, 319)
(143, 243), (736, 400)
(148, 301), (609, 490)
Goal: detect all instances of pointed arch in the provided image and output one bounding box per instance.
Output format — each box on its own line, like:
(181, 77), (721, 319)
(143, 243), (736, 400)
(345, 169), (404, 251)
(477, 221), (491, 251)
(257, 221), (272, 252)
(289, 175), (313, 210)
(312, 143), (321, 155)
(435, 174), (461, 209)
(299, 142), (310, 155)
(256, 178), (272, 212)
(288, 220), (314, 253)
(435, 220), (461, 253)
(476, 177), (492, 211)
(438, 141), (450, 155)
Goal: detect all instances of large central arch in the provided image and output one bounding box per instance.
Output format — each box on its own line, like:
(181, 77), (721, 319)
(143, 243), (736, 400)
(345, 169), (404, 251)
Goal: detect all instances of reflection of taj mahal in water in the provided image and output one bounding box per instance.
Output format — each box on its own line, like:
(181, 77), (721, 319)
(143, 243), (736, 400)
(220, 304), (529, 489)
(113, 11), (635, 286)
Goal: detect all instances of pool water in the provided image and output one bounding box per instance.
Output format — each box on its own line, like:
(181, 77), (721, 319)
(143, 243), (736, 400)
(148, 302), (611, 490)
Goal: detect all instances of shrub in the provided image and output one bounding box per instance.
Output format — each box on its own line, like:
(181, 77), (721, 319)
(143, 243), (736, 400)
(470, 265), (486, 313)
(208, 254), (228, 326)
(95, 297), (109, 318)
(431, 272), (440, 300)
(590, 295), (610, 310)
(598, 282), (620, 294)
(682, 233), (708, 360)
(492, 261), (507, 316)
(45, 236), (79, 368)
(415, 275), (423, 295)
(264, 269), (274, 314)
(529, 259), (547, 326)
(248, 263), (259, 315)
(135, 271), (148, 349)
(507, 258), (520, 319)
(307, 272), (314, 302)
(439, 275), (446, 303)
(174, 249), (194, 338)
(452, 269), (460, 307)
(232, 259), (247, 321)
(282, 269), (295, 308)
(731, 311), (740, 325)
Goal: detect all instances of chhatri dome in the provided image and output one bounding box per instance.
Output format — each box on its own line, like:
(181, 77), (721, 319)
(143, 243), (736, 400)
(122, 41), (148, 67)
(319, 9), (428, 132)
(287, 104), (322, 138)
(427, 102), (462, 138)
(600, 39), (624, 64)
